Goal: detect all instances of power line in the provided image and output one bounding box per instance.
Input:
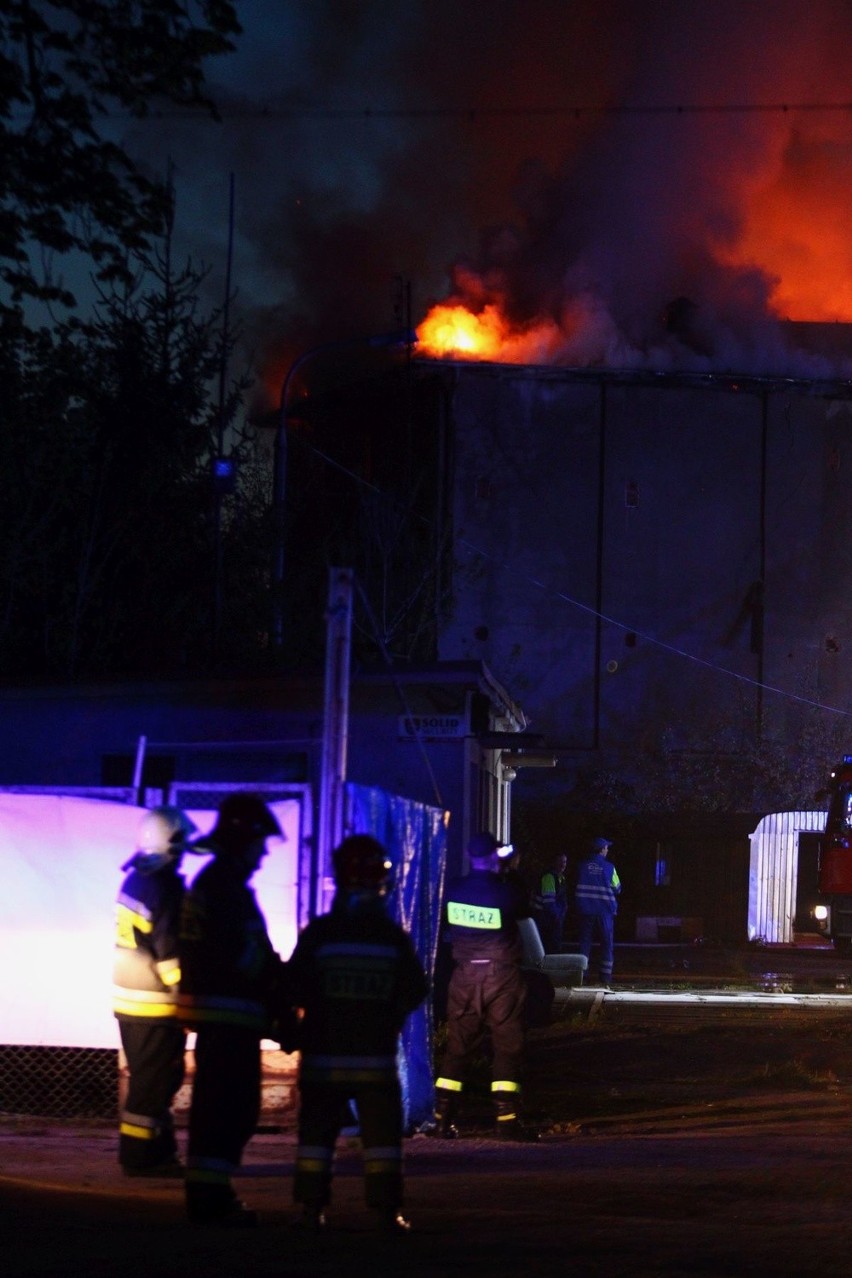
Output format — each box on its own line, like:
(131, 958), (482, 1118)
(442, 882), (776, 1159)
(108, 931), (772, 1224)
(35, 98), (852, 124)
(234, 99), (852, 121)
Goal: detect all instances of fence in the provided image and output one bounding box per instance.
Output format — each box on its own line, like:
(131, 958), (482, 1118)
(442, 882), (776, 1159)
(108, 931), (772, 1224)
(0, 1046), (118, 1120)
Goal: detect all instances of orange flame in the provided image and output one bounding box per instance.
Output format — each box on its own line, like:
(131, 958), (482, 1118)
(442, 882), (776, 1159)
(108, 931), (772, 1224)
(417, 302), (564, 363)
(416, 303), (510, 359)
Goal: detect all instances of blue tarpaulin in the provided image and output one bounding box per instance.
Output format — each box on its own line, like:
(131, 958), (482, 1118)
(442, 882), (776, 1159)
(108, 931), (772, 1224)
(345, 783), (449, 1130)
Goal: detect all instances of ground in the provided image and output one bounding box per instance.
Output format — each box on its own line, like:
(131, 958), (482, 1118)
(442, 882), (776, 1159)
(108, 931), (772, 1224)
(4, 988), (852, 1277)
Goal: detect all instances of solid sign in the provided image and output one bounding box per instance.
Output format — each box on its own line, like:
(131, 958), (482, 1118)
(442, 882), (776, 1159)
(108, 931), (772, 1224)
(398, 714), (468, 740)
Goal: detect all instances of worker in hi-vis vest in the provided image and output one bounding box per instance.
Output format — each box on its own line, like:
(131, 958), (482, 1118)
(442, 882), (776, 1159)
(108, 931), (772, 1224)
(575, 836), (621, 987)
(532, 852), (568, 952)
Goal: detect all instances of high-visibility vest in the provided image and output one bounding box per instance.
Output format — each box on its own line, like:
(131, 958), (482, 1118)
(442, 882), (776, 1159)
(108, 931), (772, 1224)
(532, 870), (566, 912)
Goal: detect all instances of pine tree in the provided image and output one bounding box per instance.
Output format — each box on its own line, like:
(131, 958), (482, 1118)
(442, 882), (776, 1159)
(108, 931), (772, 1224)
(0, 0), (240, 324)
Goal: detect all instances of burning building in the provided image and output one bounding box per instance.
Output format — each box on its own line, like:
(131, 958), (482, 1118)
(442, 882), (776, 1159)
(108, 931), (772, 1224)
(244, 3), (852, 932)
(400, 13), (852, 814)
(418, 349), (852, 802)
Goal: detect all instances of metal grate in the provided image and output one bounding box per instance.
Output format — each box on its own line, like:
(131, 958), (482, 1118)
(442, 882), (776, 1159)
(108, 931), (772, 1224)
(0, 1046), (118, 1119)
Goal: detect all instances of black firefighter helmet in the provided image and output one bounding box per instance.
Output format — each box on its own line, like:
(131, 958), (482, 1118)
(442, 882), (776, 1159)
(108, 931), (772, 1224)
(332, 834), (393, 892)
(193, 792), (282, 854)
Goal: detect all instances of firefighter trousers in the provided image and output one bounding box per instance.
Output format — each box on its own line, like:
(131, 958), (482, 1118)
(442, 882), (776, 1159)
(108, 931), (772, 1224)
(437, 959), (527, 1116)
(117, 1019), (185, 1170)
(185, 1024), (261, 1220)
(295, 1079), (404, 1212)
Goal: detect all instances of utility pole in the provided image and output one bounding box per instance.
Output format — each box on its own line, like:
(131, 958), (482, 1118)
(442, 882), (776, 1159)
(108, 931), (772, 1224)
(316, 567), (354, 915)
(272, 329), (417, 656)
(212, 173), (236, 657)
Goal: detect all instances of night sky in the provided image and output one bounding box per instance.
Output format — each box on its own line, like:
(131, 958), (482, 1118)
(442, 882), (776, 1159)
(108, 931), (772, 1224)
(117, 0), (852, 395)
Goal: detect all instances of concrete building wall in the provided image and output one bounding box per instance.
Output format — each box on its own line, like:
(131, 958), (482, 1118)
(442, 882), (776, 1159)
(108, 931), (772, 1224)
(437, 364), (852, 796)
(764, 393), (852, 729)
(446, 371), (601, 745)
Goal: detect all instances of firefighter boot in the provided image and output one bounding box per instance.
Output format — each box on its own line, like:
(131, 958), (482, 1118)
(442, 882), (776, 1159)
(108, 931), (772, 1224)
(494, 1095), (541, 1142)
(432, 1090), (459, 1139)
(186, 1182), (258, 1228)
(495, 1116), (542, 1142)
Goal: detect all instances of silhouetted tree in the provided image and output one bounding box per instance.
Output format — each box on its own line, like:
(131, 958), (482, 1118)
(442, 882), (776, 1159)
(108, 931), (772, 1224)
(0, 233), (265, 678)
(1, 0), (240, 326)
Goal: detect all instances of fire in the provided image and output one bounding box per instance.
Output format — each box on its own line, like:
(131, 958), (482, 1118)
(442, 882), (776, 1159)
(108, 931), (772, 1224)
(417, 302), (564, 364)
(417, 303), (509, 359)
(415, 105), (852, 367)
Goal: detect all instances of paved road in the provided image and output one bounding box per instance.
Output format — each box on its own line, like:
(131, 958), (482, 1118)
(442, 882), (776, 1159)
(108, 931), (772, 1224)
(5, 958), (852, 1276)
(3, 1108), (852, 1277)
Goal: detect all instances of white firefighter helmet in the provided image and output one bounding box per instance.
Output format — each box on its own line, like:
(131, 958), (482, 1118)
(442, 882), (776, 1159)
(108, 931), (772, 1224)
(136, 805), (198, 858)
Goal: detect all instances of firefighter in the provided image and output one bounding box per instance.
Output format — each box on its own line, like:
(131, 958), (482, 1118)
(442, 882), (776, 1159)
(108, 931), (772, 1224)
(433, 831), (540, 1141)
(178, 793), (286, 1227)
(113, 804), (197, 1176)
(286, 834), (428, 1234)
(575, 835), (622, 987)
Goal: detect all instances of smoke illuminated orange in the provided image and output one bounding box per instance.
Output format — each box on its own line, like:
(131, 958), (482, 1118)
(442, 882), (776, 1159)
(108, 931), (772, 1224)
(727, 164), (852, 322)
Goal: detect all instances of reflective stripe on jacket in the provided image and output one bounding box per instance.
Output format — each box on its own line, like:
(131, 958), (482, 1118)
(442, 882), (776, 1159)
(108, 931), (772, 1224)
(112, 861), (184, 1021)
(178, 859), (281, 1032)
(443, 869), (529, 962)
(287, 897), (428, 1085)
(532, 870), (567, 913)
(575, 854), (621, 916)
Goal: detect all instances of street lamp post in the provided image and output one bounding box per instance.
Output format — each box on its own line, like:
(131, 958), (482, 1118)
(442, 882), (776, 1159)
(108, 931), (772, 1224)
(271, 328), (417, 654)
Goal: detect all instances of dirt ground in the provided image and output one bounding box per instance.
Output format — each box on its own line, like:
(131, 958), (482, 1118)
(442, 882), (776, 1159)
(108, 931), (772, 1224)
(4, 998), (852, 1277)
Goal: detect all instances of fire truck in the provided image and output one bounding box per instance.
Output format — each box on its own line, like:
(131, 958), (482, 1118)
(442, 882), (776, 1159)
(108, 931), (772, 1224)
(815, 754), (852, 953)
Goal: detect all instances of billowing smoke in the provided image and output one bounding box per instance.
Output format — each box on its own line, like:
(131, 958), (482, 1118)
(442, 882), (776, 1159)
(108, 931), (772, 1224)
(124, 1), (852, 390)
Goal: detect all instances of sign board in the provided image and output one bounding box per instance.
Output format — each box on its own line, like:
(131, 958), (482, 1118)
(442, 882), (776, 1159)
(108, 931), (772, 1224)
(398, 714), (468, 741)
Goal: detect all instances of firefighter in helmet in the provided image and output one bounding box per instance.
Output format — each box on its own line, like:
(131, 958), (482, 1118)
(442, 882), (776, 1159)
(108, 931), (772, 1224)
(178, 793), (287, 1227)
(113, 804), (197, 1176)
(286, 834), (428, 1233)
(433, 831), (540, 1141)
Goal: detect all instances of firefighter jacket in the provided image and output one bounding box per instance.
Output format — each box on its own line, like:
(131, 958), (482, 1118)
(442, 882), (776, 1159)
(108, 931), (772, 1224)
(177, 858), (283, 1033)
(113, 856), (184, 1021)
(286, 894), (428, 1087)
(443, 868), (530, 964)
(575, 853), (621, 916)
